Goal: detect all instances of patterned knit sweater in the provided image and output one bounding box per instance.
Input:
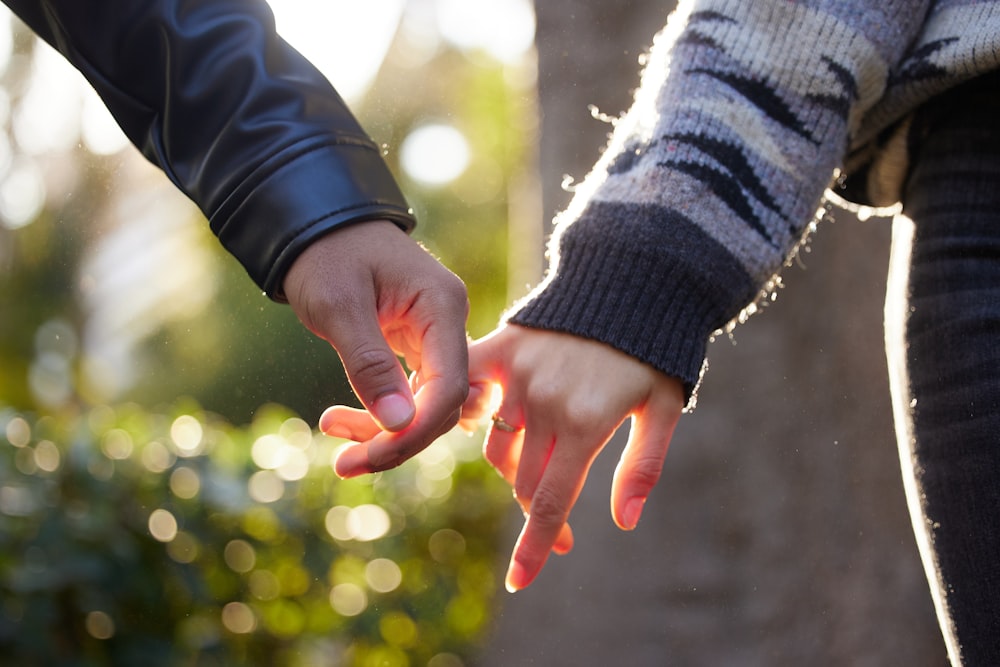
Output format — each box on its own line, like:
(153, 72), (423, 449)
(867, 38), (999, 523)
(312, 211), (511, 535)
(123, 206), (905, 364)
(508, 0), (1000, 404)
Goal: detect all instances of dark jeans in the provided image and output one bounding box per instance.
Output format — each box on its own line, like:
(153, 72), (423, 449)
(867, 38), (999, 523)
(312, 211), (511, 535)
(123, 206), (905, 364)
(888, 73), (1000, 666)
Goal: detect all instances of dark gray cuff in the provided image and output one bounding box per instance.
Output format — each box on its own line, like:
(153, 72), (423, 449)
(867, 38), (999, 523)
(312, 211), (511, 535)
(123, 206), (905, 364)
(509, 202), (755, 403)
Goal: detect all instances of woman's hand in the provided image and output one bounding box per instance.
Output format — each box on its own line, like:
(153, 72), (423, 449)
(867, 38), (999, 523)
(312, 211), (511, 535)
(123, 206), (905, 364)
(462, 323), (685, 592)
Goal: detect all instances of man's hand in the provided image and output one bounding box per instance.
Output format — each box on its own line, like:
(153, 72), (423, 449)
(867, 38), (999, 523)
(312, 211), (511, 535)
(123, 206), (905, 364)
(283, 220), (470, 475)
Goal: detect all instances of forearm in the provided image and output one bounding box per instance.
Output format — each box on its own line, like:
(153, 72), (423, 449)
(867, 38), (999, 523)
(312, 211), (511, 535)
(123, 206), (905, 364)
(5, 0), (415, 297)
(511, 0), (931, 401)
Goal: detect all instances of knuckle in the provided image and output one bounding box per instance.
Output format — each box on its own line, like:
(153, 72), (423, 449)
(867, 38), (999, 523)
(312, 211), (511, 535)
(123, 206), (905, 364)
(510, 354), (542, 384)
(423, 272), (468, 314)
(344, 345), (399, 383)
(523, 380), (561, 412)
(444, 273), (469, 305)
(437, 268), (466, 293)
(545, 398), (606, 442)
(562, 400), (604, 434)
(521, 383), (606, 437)
(302, 291), (364, 342)
(628, 454), (666, 491)
(528, 486), (569, 528)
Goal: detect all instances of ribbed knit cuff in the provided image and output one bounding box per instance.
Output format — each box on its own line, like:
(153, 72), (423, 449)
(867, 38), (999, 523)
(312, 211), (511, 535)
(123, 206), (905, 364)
(509, 202), (756, 403)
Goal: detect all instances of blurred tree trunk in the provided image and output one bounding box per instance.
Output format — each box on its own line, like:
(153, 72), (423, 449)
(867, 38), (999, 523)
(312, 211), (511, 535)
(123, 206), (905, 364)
(479, 1), (947, 665)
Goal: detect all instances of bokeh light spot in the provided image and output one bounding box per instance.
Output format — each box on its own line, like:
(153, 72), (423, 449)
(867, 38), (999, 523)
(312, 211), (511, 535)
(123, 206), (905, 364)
(169, 466), (201, 499)
(15, 448), (36, 475)
(141, 440), (176, 473)
(275, 447), (310, 481)
(365, 558), (403, 594)
(101, 429), (134, 460)
(348, 504), (392, 542)
(148, 508), (178, 542)
(400, 123), (470, 186)
(251, 434), (287, 470)
(248, 470), (285, 503)
(5, 417), (30, 447)
(0, 158), (45, 229)
(379, 611), (418, 648)
(243, 506), (282, 542)
(221, 602), (256, 634)
(32, 440), (60, 472)
(435, 0), (536, 63)
(325, 504), (392, 542)
(324, 505), (352, 541)
(428, 654), (465, 667)
(428, 528), (466, 564)
(260, 599), (306, 639)
(85, 611), (115, 640)
(166, 531), (200, 564)
(170, 415), (204, 455)
(279, 417), (313, 449)
(223, 539), (257, 573)
(329, 583), (367, 617)
(249, 570), (281, 601)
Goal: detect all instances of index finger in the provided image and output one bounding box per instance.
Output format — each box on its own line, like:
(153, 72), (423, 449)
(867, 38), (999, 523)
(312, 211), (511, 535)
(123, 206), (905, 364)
(459, 328), (516, 425)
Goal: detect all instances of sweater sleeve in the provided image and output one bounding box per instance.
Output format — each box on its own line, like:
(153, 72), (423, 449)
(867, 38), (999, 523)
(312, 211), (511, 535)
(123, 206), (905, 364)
(508, 0), (931, 403)
(4, 0), (415, 299)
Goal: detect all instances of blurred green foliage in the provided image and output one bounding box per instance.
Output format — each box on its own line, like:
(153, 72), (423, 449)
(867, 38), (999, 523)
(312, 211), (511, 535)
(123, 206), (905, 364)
(0, 403), (512, 666)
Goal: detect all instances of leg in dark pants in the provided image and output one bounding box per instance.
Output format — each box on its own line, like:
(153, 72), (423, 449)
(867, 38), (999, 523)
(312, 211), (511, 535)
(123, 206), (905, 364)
(887, 76), (1000, 666)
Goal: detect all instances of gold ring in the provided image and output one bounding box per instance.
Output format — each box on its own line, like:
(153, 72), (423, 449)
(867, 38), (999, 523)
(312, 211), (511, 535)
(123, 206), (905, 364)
(491, 413), (522, 433)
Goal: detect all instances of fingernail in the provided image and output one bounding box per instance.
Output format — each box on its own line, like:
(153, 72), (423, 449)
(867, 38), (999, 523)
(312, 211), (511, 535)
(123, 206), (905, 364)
(373, 393), (414, 431)
(505, 560), (530, 593)
(623, 497), (646, 530)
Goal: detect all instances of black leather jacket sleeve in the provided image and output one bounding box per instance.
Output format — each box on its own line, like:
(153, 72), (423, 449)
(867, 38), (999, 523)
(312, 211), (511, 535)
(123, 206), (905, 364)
(4, 0), (416, 300)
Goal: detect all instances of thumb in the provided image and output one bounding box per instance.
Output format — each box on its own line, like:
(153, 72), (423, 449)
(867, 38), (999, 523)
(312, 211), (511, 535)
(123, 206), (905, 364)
(329, 304), (415, 432)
